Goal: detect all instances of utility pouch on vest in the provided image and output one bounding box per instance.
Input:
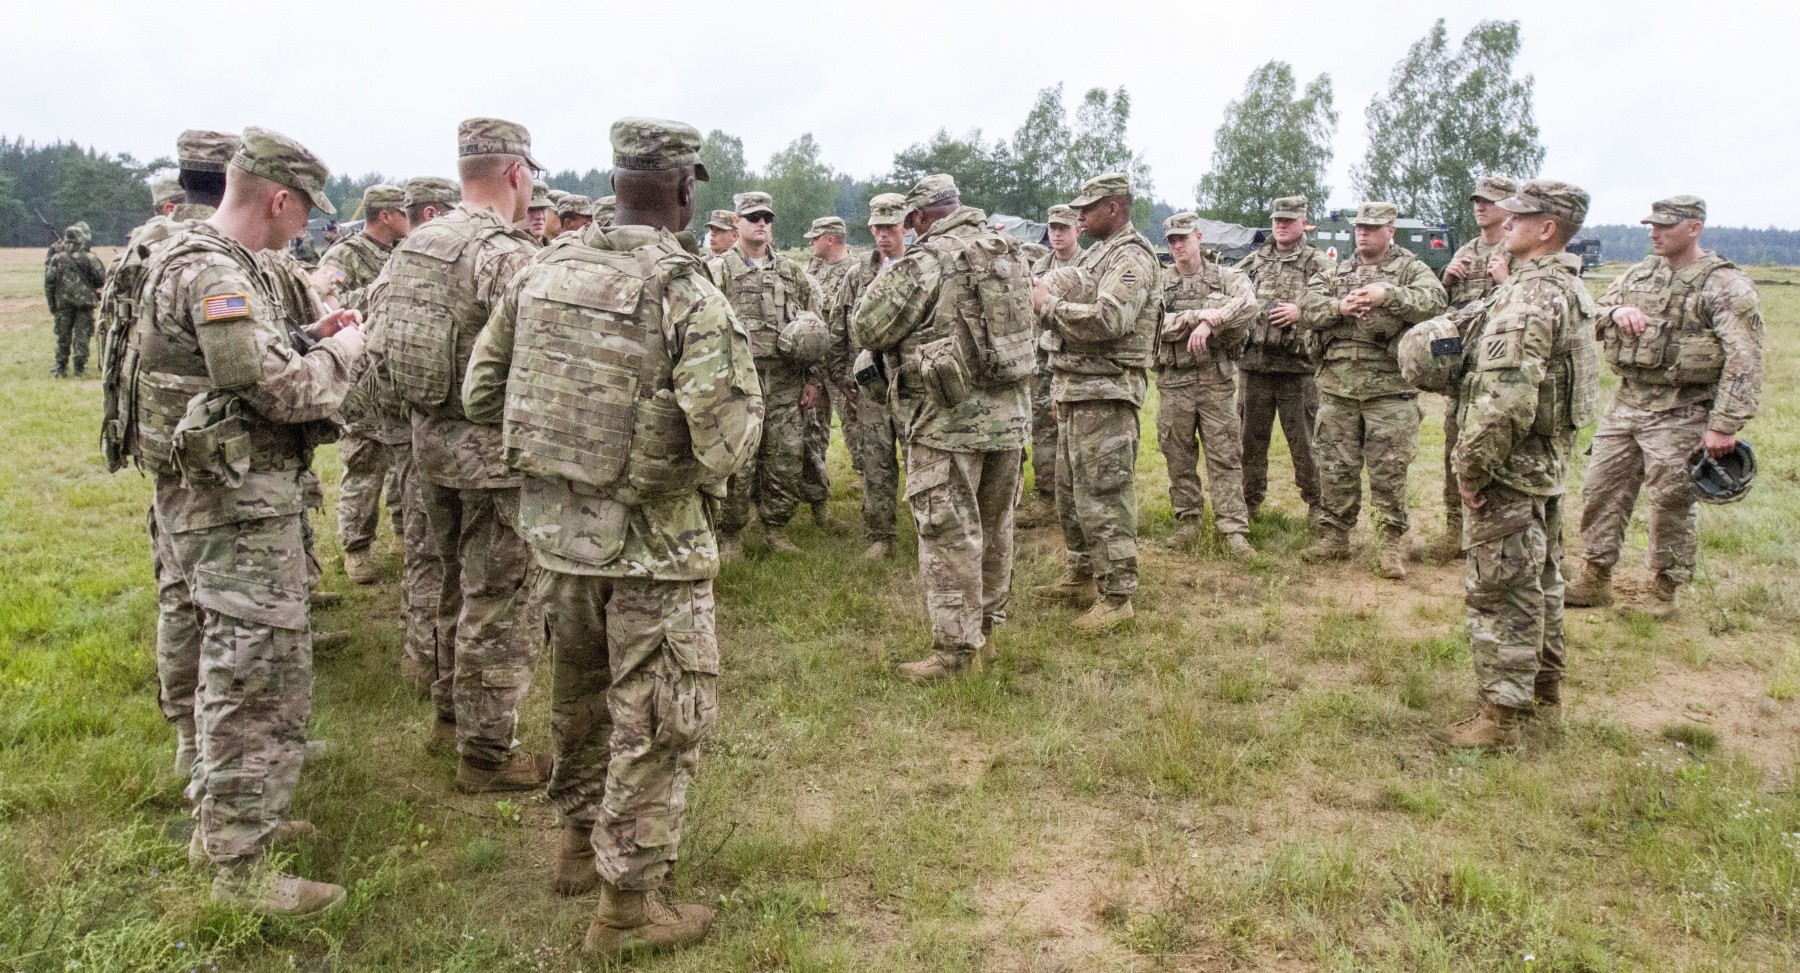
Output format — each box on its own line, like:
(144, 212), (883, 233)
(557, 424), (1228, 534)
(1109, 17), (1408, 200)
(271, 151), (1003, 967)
(959, 237), (1037, 386)
(919, 334), (971, 409)
(171, 392), (251, 488)
(1672, 334), (1725, 385)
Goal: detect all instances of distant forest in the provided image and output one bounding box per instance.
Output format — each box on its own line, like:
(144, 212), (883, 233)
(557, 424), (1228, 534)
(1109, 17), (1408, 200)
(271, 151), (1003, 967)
(1586, 225), (1800, 266)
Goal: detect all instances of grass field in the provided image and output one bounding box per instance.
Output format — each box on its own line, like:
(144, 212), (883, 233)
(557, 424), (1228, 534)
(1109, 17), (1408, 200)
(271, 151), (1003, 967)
(1, 248), (1797, 972)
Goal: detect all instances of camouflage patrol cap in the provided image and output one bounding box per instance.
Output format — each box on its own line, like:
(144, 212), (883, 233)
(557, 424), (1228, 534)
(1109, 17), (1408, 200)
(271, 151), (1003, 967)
(1069, 172), (1131, 208)
(903, 173), (958, 210)
(1269, 196), (1308, 220)
(804, 216), (848, 239)
(177, 129), (240, 173)
(402, 176), (461, 208)
(547, 188), (569, 206)
(867, 193), (908, 227)
(231, 127), (335, 215)
(706, 209), (737, 231)
(1642, 195), (1706, 226)
(151, 176), (184, 208)
(1045, 204), (1078, 227)
(529, 179), (552, 209)
(593, 196), (617, 224)
(1498, 179), (1590, 225)
(1351, 201), (1398, 226)
(556, 194), (592, 217)
(734, 191), (774, 217)
(361, 183), (406, 214)
(610, 117), (710, 179)
(457, 117), (542, 171)
(1471, 175), (1520, 203)
(1161, 211), (1202, 238)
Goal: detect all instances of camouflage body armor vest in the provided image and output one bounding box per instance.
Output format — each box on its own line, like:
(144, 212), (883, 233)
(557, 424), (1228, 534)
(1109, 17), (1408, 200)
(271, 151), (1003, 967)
(1046, 231), (1157, 375)
(1156, 262), (1246, 373)
(1602, 253), (1730, 389)
(716, 249), (809, 361)
(503, 236), (698, 504)
(385, 211), (518, 415)
(1319, 246), (1416, 366)
(101, 215), (187, 471)
(1459, 258), (1601, 436)
(1239, 244), (1322, 372)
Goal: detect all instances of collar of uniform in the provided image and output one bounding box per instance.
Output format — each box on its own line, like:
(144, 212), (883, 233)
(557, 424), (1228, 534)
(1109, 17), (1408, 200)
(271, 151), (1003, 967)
(586, 223), (668, 252)
(1266, 240), (1310, 262)
(918, 205), (988, 243)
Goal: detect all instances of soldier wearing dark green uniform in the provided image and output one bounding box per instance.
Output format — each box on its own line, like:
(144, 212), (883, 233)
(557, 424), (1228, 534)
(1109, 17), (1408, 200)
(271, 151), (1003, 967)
(45, 224), (107, 377)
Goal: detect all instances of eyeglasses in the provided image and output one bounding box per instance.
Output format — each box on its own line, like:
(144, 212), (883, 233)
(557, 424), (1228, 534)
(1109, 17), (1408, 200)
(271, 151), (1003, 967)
(741, 212), (774, 225)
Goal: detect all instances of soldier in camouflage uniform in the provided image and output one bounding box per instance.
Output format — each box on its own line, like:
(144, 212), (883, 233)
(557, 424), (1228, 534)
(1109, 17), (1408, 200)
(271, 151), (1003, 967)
(1428, 180), (1598, 752)
(126, 128), (362, 915)
(1030, 173), (1160, 630)
(1432, 176), (1519, 560)
(829, 193), (910, 559)
(703, 209), (736, 256)
(556, 194), (594, 235)
(1154, 213), (1259, 557)
(464, 117), (759, 958)
(1298, 202), (1448, 579)
(371, 118), (549, 789)
(1018, 204), (1083, 528)
(44, 224), (107, 377)
(322, 183), (411, 584)
(853, 173), (1033, 681)
(800, 215), (858, 534)
(709, 191), (826, 557)
(1567, 196), (1764, 616)
(1236, 196), (1330, 525)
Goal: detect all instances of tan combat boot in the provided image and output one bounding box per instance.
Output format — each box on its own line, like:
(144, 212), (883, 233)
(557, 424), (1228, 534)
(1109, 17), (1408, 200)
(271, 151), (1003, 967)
(343, 548), (381, 585)
(763, 525), (801, 555)
(309, 590), (343, 609)
(812, 503), (847, 536)
(1530, 678), (1564, 730)
(313, 630), (351, 653)
(1378, 530), (1407, 580)
(1072, 596), (1134, 631)
(1427, 701), (1522, 753)
(1648, 574), (1681, 619)
(1031, 569), (1097, 605)
(552, 824), (599, 897)
(1014, 493), (1055, 529)
(1223, 533), (1255, 560)
(860, 539), (893, 562)
(427, 718), (456, 753)
(1430, 514), (1464, 562)
(979, 617), (997, 664)
(897, 648), (981, 685)
(400, 656), (433, 698)
(174, 719), (198, 777)
(211, 862), (346, 917)
(1301, 526), (1350, 563)
(583, 882), (716, 958)
(1563, 561), (1613, 608)
(455, 749), (551, 794)
(1162, 518), (1202, 550)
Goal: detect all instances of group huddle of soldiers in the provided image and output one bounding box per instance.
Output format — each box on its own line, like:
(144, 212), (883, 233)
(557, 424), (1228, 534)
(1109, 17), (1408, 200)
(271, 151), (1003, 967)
(82, 109), (1763, 960)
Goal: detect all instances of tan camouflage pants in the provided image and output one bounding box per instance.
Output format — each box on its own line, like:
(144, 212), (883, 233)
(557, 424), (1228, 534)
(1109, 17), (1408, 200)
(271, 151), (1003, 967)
(151, 504), (201, 735)
(1056, 399), (1141, 599)
(853, 382), (903, 542)
(1464, 486), (1565, 709)
(801, 383), (834, 508)
(906, 444), (1021, 653)
(334, 433), (400, 554)
(1314, 392), (1421, 536)
(393, 443), (442, 678)
(1239, 368), (1319, 514)
(540, 572), (718, 892)
(1156, 375), (1249, 534)
(421, 481), (535, 763)
(1441, 395), (1463, 533)
(1029, 350), (1058, 499)
(722, 359), (804, 533)
(158, 507), (315, 865)
(1577, 401), (1708, 585)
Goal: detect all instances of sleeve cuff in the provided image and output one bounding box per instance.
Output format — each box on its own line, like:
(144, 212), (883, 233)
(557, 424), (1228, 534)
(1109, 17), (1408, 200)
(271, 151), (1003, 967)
(1707, 414), (1746, 436)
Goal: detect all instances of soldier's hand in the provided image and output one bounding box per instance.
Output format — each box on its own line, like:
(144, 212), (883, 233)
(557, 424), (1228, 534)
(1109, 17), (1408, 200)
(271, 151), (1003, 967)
(1032, 278), (1049, 314)
(1268, 302), (1300, 326)
(1610, 306), (1650, 337)
(1355, 283), (1388, 308)
(1702, 429), (1738, 459)
(1443, 256), (1469, 282)
(309, 266), (345, 296)
(307, 307), (362, 340)
(802, 383), (820, 410)
(1186, 321), (1213, 354)
(329, 319), (368, 359)
(1459, 483), (1487, 510)
(1487, 252), (1510, 284)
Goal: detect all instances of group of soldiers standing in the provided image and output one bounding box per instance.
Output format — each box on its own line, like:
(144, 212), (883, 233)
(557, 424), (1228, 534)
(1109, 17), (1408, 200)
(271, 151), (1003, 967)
(78, 105), (1764, 961)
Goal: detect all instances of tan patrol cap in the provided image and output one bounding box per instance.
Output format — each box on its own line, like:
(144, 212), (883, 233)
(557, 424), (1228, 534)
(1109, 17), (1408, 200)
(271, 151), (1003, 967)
(458, 117), (543, 171)
(1471, 175), (1519, 203)
(1070, 172), (1131, 208)
(1497, 179), (1590, 225)
(151, 176), (184, 208)
(177, 129), (240, 173)
(734, 191), (774, 217)
(361, 183), (406, 214)
(706, 209), (737, 231)
(1642, 195), (1706, 225)
(805, 216), (847, 239)
(555, 194), (592, 217)
(231, 127), (335, 215)
(867, 193), (908, 227)
(1045, 204), (1078, 227)
(1269, 196), (1307, 221)
(1351, 201), (1398, 226)
(402, 176), (460, 208)
(903, 173), (958, 210)
(592, 196), (616, 225)
(529, 179), (552, 209)
(610, 117), (709, 180)
(1162, 211), (1201, 237)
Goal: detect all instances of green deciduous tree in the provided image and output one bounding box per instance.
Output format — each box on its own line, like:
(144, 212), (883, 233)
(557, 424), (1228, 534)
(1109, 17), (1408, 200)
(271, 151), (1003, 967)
(761, 133), (838, 250)
(885, 128), (1005, 213)
(994, 84), (1075, 219)
(1195, 61), (1337, 227)
(1352, 19), (1545, 242)
(690, 130), (751, 236)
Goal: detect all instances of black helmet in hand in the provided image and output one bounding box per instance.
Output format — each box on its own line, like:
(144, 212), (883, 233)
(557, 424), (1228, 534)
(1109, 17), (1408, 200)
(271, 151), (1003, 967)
(1689, 439), (1756, 505)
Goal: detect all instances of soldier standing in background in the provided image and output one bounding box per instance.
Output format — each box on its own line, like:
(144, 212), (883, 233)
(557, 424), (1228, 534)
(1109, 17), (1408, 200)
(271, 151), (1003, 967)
(1236, 196), (1330, 527)
(1566, 196), (1764, 616)
(704, 209), (736, 255)
(1433, 175), (1519, 560)
(527, 180), (554, 243)
(830, 193), (910, 560)
(1298, 202), (1447, 579)
(555, 194), (593, 235)
(592, 195), (617, 228)
(44, 224), (106, 377)
(1019, 203), (1083, 528)
(802, 215), (857, 535)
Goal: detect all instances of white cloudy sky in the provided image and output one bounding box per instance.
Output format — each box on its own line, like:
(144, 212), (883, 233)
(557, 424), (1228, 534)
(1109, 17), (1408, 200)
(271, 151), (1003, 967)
(7, 0), (1794, 227)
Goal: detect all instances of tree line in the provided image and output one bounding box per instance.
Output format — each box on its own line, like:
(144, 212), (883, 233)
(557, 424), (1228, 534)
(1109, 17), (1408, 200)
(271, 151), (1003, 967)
(1584, 225), (1800, 267)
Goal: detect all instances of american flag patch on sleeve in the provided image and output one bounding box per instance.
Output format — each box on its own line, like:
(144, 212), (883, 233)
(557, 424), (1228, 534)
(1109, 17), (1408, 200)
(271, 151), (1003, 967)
(202, 293), (252, 322)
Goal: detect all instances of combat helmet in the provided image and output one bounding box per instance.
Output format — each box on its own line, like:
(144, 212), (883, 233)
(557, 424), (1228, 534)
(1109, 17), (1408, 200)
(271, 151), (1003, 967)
(1689, 440), (1756, 504)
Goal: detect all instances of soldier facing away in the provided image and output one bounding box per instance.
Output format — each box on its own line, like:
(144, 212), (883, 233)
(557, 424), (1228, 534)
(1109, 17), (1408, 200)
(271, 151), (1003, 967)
(45, 223), (107, 377)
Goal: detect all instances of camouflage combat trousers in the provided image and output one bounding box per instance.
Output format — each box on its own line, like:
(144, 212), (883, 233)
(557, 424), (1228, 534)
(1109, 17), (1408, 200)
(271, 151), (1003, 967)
(1577, 401), (1708, 585)
(334, 433), (400, 554)
(151, 505), (202, 746)
(800, 383), (834, 508)
(53, 306), (95, 372)
(906, 444), (1021, 653)
(1314, 392), (1421, 536)
(394, 443), (442, 677)
(722, 359), (804, 533)
(1239, 368), (1319, 514)
(1056, 399), (1141, 599)
(853, 382), (903, 542)
(421, 481), (535, 763)
(1156, 374), (1249, 534)
(541, 572), (718, 892)
(1029, 350), (1058, 499)
(1464, 486), (1565, 709)
(156, 502), (315, 865)
(1441, 395), (1463, 532)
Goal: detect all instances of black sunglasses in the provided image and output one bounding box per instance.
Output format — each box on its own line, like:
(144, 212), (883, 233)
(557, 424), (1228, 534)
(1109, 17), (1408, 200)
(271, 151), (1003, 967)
(741, 212), (774, 225)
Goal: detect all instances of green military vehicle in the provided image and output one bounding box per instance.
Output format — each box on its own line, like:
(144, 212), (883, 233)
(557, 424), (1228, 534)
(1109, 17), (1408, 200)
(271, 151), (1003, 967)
(1566, 235), (1603, 273)
(1310, 210), (1457, 274)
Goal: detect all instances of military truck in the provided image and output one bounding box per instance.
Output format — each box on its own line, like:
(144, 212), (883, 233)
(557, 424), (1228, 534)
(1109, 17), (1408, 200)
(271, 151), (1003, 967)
(1310, 210), (1457, 274)
(1566, 235), (1603, 273)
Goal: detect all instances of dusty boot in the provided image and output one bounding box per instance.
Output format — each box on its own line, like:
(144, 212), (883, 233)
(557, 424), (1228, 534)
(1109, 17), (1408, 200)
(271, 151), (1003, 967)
(427, 718), (456, 753)
(1223, 533), (1254, 560)
(455, 749), (552, 794)
(1073, 596), (1134, 632)
(211, 863), (346, 917)
(1430, 516), (1464, 562)
(1015, 494), (1055, 528)
(979, 617), (997, 664)
(552, 824), (599, 897)
(763, 526), (801, 555)
(1530, 679), (1564, 729)
(860, 539), (893, 562)
(342, 548), (380, 585)
(313, 630), (351, 653)
(50, 363), (67, 378)
(1428, 701), (1522, 753)
(1301, 526), (1349, 563)
(1162, 518), (1202, 550)
(811, 503), (846, 536)
(1563, 561), (1614, 608)
(400, 657), (433, 698)
(897, 648), (980, 685)
(1031, 569), (1096, 605)
(309, 590), (344, 608)
(1648, 575), (1681, 619)
(719, 532), (743, 564)
(1378, 530), (1407, 580)
(582, 883), (716, 959)
(174, 719), (198, 777)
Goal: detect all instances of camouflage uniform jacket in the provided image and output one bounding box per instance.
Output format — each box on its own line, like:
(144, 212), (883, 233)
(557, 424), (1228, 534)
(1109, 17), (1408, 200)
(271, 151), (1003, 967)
(1454, 253), (1592, 497)
(1042, 226), (1159, 407)
(706, 242), (822, 362)
(807, 252), (860, 310)
(1596, 250), (1763, 434)
(318, 230), (395, 312)
(45, 243), (106, 310)
(462, 224), (763, 580)
(1154, 256), (1258, 388)
(1299, 244), (1448, 400)
(851, 205), (1031, 452)
(1235, 240), (1331, 373)
(1444, 233), (1516, 310)
(1031, 248), (1081, 275)
(826, 249), (894, 387)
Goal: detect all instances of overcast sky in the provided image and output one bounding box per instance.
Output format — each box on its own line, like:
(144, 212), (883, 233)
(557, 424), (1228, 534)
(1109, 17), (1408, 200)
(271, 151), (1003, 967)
(7, 0), (1794, 228)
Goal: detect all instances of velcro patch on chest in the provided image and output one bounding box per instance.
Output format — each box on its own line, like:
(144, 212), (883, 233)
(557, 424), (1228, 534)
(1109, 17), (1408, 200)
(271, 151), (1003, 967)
(201, 293), (252, 322)
(1477, 328), (1525, 370)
